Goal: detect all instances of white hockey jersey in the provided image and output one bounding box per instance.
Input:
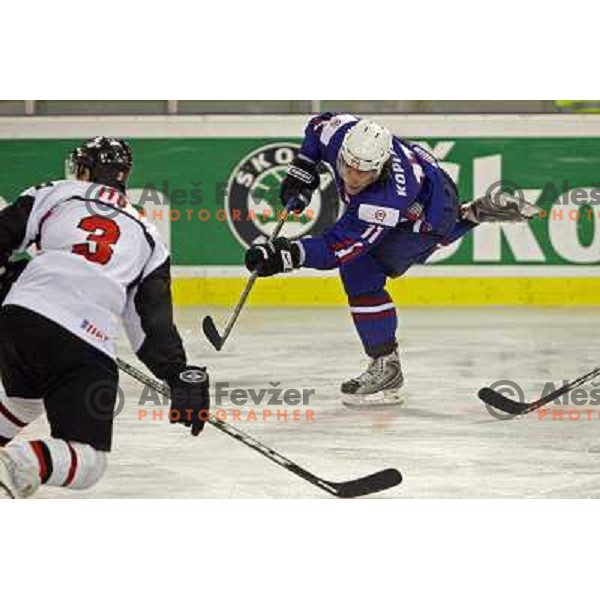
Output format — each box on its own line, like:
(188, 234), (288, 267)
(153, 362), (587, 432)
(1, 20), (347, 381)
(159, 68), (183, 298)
(0, 180), (186, 378)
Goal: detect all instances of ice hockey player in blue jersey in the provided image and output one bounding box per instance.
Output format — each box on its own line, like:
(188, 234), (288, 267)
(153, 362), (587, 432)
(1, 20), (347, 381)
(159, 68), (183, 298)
(245, 113), (538, 407)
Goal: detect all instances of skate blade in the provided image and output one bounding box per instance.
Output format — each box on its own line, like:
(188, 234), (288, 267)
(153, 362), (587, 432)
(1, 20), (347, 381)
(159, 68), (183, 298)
(0, 483), (15, 499)
(342, 389), (405, 409)
(0, 463), (16, 499)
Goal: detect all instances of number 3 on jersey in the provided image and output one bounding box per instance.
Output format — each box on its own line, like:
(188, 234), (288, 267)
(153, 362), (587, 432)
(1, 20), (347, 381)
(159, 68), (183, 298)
(72, 216), (121, 265)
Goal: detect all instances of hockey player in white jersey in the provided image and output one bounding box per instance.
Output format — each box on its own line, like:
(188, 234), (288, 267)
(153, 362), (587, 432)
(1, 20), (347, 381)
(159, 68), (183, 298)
(0, 137), (210, 499)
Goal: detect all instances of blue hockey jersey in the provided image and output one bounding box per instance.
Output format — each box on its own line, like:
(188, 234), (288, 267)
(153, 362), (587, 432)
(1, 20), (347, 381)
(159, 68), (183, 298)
(296, 113), (458, 270)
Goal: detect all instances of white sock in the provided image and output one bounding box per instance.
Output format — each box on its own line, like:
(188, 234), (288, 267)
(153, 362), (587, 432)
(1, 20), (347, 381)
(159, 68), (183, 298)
(0, 396), (44, 445)
(5, 439), (107, 494)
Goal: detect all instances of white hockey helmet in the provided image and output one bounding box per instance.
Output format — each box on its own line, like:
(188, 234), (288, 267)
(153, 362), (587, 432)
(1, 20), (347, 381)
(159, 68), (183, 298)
(339, 120), (392, 173)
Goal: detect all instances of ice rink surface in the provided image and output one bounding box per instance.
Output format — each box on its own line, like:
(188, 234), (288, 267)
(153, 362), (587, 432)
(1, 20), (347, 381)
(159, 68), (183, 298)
(26, 306), (600, 499)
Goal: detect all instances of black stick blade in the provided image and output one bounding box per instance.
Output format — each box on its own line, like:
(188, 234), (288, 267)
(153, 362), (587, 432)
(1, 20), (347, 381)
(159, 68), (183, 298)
(202, 316), (224, 351)
(478, 387), (526, 415)
(333, 468), (402, 498)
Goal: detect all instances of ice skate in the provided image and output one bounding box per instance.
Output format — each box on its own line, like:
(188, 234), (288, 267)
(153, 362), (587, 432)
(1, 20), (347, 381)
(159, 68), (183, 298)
(463, 191), (539, 223)
(0, 449), (39, 499)
(0, 450), (20, 499)
(341, 350), (405, 407)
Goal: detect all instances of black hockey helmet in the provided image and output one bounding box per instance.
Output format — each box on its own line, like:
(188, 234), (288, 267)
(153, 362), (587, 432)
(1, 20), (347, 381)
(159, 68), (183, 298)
(69, 136), (133, 191)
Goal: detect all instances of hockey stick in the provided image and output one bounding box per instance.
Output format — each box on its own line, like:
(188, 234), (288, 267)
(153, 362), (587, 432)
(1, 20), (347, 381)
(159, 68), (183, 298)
(202, 201), (297, 351)
(479, 366), (600, 416)
(116, 357), (402, 498)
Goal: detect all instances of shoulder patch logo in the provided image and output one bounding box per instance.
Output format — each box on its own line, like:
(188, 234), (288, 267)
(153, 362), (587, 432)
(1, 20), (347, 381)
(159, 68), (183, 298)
(358, 203), (400, 227)
(375, 209), (387, 222)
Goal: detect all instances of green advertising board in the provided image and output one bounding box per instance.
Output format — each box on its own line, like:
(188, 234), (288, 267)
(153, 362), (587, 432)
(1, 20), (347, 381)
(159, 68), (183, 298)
(1, 135), (599, 268)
